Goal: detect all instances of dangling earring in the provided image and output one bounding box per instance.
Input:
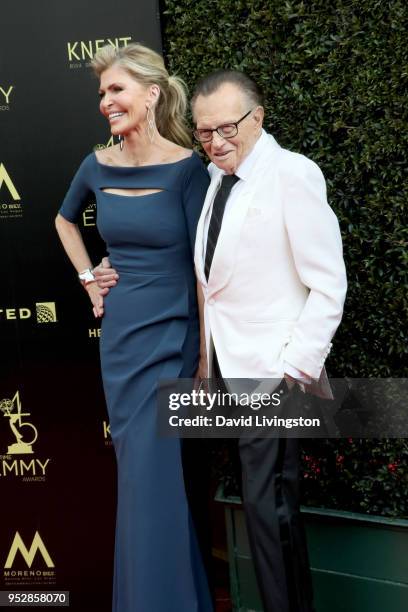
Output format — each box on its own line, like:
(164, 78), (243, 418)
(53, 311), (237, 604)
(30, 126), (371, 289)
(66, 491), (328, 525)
(146, 107), (156, 144)
(119, 135), (124, 151)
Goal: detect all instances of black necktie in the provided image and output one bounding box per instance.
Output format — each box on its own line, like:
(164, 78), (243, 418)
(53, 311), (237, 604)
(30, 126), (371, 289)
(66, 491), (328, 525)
(204, 174), (240, 280)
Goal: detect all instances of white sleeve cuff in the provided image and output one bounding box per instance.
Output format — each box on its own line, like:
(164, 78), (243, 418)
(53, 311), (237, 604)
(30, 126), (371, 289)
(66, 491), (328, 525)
(284, 361), (312, 384)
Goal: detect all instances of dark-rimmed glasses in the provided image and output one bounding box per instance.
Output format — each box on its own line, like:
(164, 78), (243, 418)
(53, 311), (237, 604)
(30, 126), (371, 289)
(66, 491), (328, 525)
(193, 109), (254, 143)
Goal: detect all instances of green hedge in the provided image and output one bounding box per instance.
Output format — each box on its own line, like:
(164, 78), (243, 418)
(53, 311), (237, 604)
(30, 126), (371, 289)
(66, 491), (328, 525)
(162, 0), (407, 378)
(161, 1), (408, 517)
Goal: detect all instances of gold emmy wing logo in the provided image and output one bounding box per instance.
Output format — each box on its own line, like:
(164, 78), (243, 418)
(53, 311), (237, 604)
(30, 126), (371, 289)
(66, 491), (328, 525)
(0, 391), (38, 455)
(35, 302), (57, 323)
(94, 136), (115, 151)
(0, 164), (20, 201)
(4, 532), (54, 569)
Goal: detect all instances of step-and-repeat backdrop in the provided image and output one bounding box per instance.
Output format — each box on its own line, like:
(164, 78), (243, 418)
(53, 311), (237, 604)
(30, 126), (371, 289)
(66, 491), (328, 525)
(0, 1), (161, 608)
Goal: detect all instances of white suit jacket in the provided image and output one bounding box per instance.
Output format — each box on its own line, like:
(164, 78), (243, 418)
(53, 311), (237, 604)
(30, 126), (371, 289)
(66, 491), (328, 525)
(194, 132), (347, 381)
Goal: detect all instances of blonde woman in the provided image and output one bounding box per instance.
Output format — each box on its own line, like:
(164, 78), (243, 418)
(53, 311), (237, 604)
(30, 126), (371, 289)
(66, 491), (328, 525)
(55, 44), (212, 612)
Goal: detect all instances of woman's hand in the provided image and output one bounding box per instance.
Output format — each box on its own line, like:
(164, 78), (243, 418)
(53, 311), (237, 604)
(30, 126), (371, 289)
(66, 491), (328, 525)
(85, 282), (105, 317)
(93, 256), (119, 296)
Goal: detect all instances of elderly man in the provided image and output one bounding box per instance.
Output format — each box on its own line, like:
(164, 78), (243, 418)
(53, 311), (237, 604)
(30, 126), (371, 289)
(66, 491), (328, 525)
(95, 70), (347, 612)
(192, 70), (346, 612)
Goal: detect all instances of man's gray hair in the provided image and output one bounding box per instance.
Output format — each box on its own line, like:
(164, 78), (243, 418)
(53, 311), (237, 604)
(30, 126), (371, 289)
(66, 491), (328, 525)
(191, 70), (264, 109)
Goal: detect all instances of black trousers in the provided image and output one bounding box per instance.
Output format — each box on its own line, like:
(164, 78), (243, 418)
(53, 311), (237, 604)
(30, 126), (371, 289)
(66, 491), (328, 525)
(214, 353), (315, 612)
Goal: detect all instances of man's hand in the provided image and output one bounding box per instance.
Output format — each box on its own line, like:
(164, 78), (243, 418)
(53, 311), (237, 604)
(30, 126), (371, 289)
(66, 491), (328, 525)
(195, 352), (208, 382)
(283, 372), (298, 390)
(194, 353), (209, 394)
(93, 256), (119, 296)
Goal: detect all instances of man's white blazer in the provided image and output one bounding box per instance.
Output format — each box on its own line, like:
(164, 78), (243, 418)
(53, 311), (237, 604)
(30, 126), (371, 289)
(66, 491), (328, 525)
(194, 133), (347, 381)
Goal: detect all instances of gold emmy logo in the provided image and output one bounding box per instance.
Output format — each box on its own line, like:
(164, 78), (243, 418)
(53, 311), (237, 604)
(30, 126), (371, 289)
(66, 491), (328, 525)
(67, 37), (132, 63)
(4, 532), (54, 569)
(94, 136), (115, 151)
(0, 164), (20, 200)
(0, 392), (38, 455)
(0, 391), (51, 480)
(35, 302), (57, 323)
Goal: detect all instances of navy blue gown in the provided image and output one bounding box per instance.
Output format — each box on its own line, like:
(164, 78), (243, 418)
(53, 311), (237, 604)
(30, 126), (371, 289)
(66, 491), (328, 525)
(59, 151), (213, 612)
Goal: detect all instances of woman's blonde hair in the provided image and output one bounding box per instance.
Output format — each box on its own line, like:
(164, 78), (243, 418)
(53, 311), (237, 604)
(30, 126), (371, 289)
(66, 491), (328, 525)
(91, 43), (191, 147)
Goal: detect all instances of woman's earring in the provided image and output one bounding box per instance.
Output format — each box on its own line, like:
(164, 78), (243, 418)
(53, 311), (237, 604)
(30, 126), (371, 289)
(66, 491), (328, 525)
(119, 135), (124, 151)
(146, 107), (156, 144)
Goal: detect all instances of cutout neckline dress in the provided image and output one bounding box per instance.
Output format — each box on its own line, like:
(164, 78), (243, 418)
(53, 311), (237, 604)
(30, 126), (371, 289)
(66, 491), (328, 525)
(59, 150), (213, 612)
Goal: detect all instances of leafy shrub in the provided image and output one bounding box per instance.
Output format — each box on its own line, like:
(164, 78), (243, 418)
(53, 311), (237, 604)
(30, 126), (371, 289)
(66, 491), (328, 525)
(161, 0), (408, 517)
(301, 438), (408, 518)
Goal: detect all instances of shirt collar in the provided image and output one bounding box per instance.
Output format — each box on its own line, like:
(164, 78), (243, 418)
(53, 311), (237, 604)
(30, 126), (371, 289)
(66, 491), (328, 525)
(234, 128), (269, 181)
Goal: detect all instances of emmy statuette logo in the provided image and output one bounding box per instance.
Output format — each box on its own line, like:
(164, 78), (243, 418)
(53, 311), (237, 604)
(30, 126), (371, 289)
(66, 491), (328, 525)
(0, 391), (50, 480)
(0, 391), (37, 455)
(94, 136), (115, 151)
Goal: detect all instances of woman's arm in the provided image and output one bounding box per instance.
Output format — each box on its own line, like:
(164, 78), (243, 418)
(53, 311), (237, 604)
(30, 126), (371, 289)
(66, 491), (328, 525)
(55, 213), (104, 317)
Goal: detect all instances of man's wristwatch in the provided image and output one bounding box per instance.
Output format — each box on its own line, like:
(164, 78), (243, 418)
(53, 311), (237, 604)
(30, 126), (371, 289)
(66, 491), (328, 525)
(78, 267), (95, 287)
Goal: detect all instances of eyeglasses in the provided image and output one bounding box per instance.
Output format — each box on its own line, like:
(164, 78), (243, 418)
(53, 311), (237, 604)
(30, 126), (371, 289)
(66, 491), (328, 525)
(193, 109), (254, 143)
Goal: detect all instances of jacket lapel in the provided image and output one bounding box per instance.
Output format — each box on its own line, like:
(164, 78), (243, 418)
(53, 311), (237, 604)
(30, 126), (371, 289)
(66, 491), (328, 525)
(207, 135), (281, 297)
(206, 182), (252, 297)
